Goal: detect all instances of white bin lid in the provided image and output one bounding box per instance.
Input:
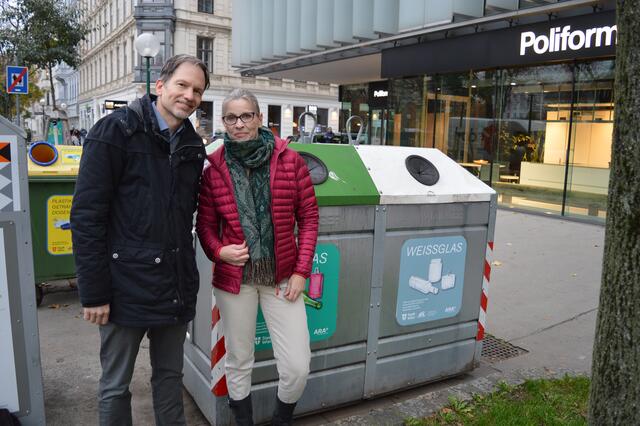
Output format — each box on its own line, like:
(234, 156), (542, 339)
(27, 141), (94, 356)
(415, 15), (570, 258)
(355, 145), (495, 204)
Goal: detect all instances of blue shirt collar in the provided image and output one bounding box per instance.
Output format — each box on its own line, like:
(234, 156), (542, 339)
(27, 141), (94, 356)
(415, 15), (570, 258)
(152, 101), (184, 137)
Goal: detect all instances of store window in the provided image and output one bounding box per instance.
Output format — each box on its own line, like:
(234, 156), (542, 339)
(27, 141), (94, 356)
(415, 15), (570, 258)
(388, 77), (424, 146)
(292, 106), (305, 135)
(198, 0), (214, 14)
(197, 37), (213, 72)
(195, 101), (213, 143)
(339, 84), (368, 142)
(268, 105), (281, 138)
(564, 60), (614, 219)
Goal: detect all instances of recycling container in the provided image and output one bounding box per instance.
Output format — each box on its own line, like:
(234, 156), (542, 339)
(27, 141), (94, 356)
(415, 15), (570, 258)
(27, 143), (82, 285)
(183, 143), (496, 424)
(354, 145), (496, 396)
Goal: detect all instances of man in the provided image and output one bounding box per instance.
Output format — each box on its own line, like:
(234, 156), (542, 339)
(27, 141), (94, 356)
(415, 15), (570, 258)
(70, 54), (209, 425)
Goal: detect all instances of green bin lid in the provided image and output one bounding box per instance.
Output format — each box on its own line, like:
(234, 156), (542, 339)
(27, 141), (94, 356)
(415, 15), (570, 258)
(289, 143), (379, 206)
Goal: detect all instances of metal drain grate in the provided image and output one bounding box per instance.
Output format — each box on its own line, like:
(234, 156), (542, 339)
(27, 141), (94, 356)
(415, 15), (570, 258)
(481, 334), (528, 362)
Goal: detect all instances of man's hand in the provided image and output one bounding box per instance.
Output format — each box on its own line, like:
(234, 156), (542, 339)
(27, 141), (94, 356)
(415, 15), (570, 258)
(219, 241), (250, 266)
(282, 274), (306, 302)
(83, 304), (110, 325)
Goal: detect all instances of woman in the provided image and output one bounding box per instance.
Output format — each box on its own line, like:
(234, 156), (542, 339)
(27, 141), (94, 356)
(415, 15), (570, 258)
(196, 88), (319, 425)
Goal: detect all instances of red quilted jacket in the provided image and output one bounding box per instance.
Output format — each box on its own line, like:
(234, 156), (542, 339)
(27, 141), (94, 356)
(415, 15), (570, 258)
(196, 137), (319, 294)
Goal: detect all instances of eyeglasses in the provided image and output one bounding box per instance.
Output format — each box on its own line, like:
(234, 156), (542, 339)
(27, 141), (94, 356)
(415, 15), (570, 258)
(222, 112), (257, 125)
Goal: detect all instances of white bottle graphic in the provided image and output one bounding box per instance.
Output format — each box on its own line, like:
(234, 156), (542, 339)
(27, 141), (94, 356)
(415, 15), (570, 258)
(441, 273), (456, 290)
(428, 258), (442, 283)
(408, 276), (439, 295)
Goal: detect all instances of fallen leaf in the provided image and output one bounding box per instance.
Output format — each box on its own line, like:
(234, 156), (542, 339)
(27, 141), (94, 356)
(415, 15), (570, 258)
(62, 304), (70, 307)
(492, 260), (503, 267)
(571, 273), (577, 277)
(48, 304), (61, 309)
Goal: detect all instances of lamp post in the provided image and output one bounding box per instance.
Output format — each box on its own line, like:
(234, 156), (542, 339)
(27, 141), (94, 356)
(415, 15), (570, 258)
(134, 33), (161, 96)
(39, 98), (47, 141)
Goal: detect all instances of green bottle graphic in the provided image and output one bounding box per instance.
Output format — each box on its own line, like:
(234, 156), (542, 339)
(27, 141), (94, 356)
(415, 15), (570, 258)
(302, 292), (323, 310)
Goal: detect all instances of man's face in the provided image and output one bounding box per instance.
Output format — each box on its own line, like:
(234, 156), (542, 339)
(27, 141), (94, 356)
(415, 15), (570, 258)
(155, 62), (206, 123)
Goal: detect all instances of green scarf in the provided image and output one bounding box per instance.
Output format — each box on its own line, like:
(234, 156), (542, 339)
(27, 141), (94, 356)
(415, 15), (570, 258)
(224, 127), (276, 286)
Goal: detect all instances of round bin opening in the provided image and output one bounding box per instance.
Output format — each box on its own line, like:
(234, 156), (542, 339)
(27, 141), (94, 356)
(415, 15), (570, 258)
(29, 141), (59, 166)
(405, 155), (439, 186)
(299, 152), (328, 185)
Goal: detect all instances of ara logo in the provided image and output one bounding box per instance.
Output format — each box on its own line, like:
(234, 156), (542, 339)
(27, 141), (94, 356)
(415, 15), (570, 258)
(520, 24), (617, 56)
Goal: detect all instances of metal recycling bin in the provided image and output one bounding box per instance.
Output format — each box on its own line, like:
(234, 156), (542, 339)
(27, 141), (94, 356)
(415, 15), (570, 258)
(27, 144), (82, 291)
(353, 145), (496, 397)
(184, 143), (380, 424)
(183, 143), (496, 424)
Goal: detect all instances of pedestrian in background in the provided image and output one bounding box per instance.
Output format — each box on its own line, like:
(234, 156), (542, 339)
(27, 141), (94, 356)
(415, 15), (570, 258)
(70, 54), (209, 426)
(196, 88), (319, 425)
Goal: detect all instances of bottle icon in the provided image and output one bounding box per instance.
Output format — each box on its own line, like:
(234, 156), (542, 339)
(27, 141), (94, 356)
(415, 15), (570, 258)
(428, 258), (442, 283)
(302, 292), (323, 309)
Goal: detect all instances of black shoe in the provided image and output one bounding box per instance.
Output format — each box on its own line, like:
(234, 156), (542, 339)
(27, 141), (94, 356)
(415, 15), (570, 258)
(271, 397), (296, 426)
(228, 394), (254, 426)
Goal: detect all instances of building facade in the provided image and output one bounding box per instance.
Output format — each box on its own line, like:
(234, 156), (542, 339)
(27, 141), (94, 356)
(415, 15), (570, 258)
(233, 0), (617, 223)
(77, 0), (339, 140)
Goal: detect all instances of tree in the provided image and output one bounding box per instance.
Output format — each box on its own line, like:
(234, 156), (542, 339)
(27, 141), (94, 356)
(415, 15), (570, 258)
(0, 0), (88, 110)
(589, 3), (640, 424)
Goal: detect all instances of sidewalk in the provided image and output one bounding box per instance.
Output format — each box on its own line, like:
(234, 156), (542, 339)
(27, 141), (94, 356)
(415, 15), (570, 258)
(38, 210), (604, 425)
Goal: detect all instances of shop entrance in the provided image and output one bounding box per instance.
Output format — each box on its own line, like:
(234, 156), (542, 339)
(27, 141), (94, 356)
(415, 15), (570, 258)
(369, 108), (389, 145)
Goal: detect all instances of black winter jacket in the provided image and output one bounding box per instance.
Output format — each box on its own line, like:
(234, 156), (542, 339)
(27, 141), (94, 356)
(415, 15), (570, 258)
(70, 95), (205, 327)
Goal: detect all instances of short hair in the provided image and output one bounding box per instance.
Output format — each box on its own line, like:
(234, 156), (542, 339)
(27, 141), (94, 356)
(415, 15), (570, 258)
(222, 88), (260, 115)
(159, 54), (210, 90)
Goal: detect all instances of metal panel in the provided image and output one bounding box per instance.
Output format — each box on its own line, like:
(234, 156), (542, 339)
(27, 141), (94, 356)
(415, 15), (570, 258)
(252, 364), (366, 423)
(425, 0), (453, 25)
(384, 203), (490, 230)
(353, 0), (377, 40)
(377, 321), (477, 357)
(486, 0), (519, 10)
(373, 339), (476, 394)
(333, 0), (358, 44)
(231, 0), (252, 66)
(286, 0), (303, 54)
(0, 116), (45, 425)
(300, 0), (320, 51)
(261, 0), (275, 60)
(273, 0), (288, 57)
(250, 0), (264, 63)
(317, 1), (339, 47)
(453, 0), (485, 17)
(398, 0), (424, 32)
(378, 224), (488, 338)
(191, 239), (213, 360)
(373, 0), (399, 35)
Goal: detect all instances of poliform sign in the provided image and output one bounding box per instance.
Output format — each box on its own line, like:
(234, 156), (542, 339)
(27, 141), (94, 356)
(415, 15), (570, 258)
(382, 10), (616, 78)
(520, 24), (617, 56)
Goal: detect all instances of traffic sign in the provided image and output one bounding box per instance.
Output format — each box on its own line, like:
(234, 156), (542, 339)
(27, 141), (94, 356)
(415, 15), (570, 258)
(6, 66), (29, 95)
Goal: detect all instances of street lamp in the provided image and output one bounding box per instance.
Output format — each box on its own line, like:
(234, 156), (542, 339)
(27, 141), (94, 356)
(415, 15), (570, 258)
(134, 33), (161, 96)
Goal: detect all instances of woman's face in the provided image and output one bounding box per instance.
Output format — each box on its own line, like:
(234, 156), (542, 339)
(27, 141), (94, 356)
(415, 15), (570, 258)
(222, 99), (263, 142)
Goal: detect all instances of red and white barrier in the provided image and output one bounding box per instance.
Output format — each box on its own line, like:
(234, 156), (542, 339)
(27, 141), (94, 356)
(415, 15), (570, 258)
(476, 241), (493, 341)
(211, 289), (228, 396)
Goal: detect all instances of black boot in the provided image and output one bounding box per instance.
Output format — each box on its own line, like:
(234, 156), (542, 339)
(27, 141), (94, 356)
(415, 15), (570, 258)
(228, 394), (254, 426)
(271, 397), (296, 426)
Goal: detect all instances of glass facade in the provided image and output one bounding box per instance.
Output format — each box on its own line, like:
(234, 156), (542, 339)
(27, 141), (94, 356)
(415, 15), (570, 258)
(339, 59), (614, 222)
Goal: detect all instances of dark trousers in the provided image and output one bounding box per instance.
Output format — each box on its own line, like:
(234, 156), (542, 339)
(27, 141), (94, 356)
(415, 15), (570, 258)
(98, 322), (187, 426)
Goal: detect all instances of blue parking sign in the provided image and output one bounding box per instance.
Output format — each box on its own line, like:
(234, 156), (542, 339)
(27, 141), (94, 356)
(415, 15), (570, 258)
(6, 66), (29, 94)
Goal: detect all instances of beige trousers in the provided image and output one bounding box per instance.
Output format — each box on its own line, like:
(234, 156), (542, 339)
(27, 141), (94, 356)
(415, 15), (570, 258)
(214, 282), (311, 403)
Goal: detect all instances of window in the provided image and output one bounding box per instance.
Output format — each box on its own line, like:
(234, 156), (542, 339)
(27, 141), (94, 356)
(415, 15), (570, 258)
(198, 0), (213, 14)
(197, 37), (213, 70)
(123, 40), (128, 75)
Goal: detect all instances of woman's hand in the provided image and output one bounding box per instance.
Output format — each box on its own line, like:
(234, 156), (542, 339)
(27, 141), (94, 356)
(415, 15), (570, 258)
(219, 241), (249, 266)
(280, 274), (306, 302)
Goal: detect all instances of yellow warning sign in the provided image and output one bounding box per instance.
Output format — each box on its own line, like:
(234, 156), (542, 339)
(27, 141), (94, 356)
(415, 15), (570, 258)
(47, 195), (73, 255)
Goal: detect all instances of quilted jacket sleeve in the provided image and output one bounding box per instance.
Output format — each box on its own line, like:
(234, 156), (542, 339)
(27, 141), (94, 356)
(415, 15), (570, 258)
(292, 152), (319, 278)
(196, 165), (224, 262)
